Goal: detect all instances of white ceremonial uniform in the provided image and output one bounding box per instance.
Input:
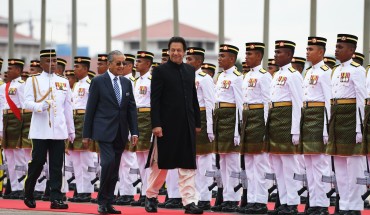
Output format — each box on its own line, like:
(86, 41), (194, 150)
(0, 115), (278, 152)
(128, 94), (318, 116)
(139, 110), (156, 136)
(133, 71), (152, 196)
(215, 65), (243, 201)
(302, 61), (331, 207)
(194, 68), (215, 202)
(69, 75), (95, 194)
(242, 65), (272, 204)
(269, 63), (303, 206)
(115, 73), (138, 196)
(0, 77), (26, 192)
(332, 59), (366, 211)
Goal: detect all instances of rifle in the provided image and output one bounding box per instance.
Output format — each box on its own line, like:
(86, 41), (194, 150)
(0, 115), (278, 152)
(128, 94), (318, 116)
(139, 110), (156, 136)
(205, 153), (223, 206)
(129, 168), (142, 187)
(230, 154), (247, 208)
(293, 172), (309, 212)
(38, 164), (49, 183)
(15, 165), (27, 183)
(322, 156), (339, 213)
(65, 165), (75, 184)
(265, 172), (281, 210)
(89, 161), (101, 185)
(0, 163), (9, 182)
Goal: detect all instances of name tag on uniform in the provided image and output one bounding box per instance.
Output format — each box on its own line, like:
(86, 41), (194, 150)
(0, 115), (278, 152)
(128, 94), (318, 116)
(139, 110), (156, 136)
(309, 75), (318, 85)
(277, 76), (287, 86)
(78, 88), (85, 96)
(340, 72), (350, 82)
(221, 80), (231, 89)
(55, 82), (67, 91)
(8, 88), (17, 95)
(248, 78), (257, 87)
(139, 86), (147, 95)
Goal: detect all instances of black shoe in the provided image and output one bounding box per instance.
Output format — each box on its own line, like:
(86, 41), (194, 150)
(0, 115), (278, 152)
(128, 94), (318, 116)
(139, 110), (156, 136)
(98, 205), (108, 214)
(158, 198), (172, 208)
(211, 201), (227, 212)
(91, 198), (98, 204)
(237, 203), (254, 213)
(165, 198), (183, 209)
(245, 203), (268, 214)
(24, 197), (36, 208)
(269, 193), (278, 202)
(197, 201), (211, 210)
(221, 201), (239, 212)
(130, 195), (146, 206)
(145, 197), (158, 213)
(278, 205), (297, 215)
(115, 195), (134, 205)
(68, 194), (80, 202)
(33, 191), (43, 200)
(50, 200), (68, 209)
(3, 191), (18, 199)
(76, 193), (91, 203)
(346, 211), (361, 215)
(106, 204), (122, 214)
(184, 202), (203, 214)
(41, 194), (50, 201)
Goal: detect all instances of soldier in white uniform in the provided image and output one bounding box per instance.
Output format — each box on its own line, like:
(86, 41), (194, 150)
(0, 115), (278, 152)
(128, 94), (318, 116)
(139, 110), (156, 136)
(97, 54), (108, 76)
(23, 49), (75, 209)
(185, 47), (215, 210)
(327, 34), (366, 215)
(130, 51), (154, 207)
(212, 44), (243, 212)
(267, 40), (303, 215)
(0, 59), (26, 200)
(114, 53), (138, 205)
(201, 63), (216, 79)
(323, 57), (337, 70)
(67, 56), (95, 202)
(352, 52), (365, 66)
(302, 36), (332, 215)
(240, 42), (272, 214)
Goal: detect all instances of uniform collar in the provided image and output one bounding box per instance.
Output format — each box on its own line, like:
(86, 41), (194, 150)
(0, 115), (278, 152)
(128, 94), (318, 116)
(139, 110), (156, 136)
(195, 68), (202, 75)
(79, 75), (89, 83)
(341, 59), (353, 67)
(140, 71), (150, 79)
(250, 64), (262, 72)
(280, 63), (292, 71)
(312, 60), (325, 69)
(224, 66), (235, 74)
(11, 76), (21, 83)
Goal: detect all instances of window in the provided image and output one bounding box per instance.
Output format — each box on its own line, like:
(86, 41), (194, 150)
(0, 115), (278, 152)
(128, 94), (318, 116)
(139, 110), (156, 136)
(158, 41), (167, 49)
(206, 42), (214, 51)
(130, 42), (140, 50)
(193, 41), (202, 48)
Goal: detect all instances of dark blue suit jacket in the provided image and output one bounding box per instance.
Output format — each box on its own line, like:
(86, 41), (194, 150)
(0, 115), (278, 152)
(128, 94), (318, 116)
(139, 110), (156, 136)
(83, 71), (139, 145)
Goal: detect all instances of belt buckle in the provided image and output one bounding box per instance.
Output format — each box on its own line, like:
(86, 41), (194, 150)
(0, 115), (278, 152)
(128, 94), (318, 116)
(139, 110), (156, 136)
(216, 103), (220, 109)
(243, 104), (248, 110)
(269, 102), (273, 109)
(303, 101), (309, 108)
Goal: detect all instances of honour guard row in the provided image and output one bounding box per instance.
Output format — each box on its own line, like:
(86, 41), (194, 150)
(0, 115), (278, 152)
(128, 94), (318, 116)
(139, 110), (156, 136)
(0, 32), (370, 215)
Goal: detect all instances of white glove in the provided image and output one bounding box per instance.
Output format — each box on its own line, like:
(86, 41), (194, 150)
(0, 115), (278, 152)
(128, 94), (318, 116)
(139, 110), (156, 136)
(356, 132), (363, 144)
(323, 135), (329, 145)
(42, 101), (50, 111)
(292, 134), (300, 145)
(234, 136), (240, 146)
(68, 133), (75, 143)
(208, 133), (215, 142)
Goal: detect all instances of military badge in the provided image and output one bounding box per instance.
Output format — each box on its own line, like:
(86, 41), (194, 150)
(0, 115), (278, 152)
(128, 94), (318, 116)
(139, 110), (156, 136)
(139, 86), (147, 95)
(8, 88), (17, 95)
(277, 76), (287, 85)
(78, 88), (85, 96)
(309, 75), (318, 85)
(248, 78), (257, 87)
(221, 80), (231, 89)
(340, 72), (350, 82)
(55, 82), (67, 90)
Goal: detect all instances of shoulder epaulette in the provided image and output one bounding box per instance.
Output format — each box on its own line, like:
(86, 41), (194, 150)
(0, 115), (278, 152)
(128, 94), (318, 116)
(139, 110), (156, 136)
(56, 74), (68, 80)
(148, 75), (152, 80)
(259, 68), (267, 74)
(30, 73), (41, 77)
(233, 70), (242, 76)
(86, 79), (91, 84)
(198, 71), (207, 77)
(0, 80), (4, 86)
(320, 65), (329, 71)
(18, 80), (25, 83)
(129, 76), (136, 82)
(288, 67), (296, 73)
(305, 66), (312, 71)
(351, 61), (360, 67)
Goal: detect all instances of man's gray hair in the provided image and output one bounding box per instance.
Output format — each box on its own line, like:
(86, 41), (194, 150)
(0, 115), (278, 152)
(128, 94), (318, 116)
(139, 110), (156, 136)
(107, 50), (124, 62)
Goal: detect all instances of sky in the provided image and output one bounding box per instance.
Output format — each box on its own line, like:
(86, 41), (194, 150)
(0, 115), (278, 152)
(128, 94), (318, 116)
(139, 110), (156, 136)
(0, 0), (367, 61)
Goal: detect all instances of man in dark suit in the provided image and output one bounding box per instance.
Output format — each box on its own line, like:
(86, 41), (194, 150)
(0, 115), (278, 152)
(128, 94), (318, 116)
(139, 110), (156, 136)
(145, 37), (203, 214)
(82, 50), (139, 215)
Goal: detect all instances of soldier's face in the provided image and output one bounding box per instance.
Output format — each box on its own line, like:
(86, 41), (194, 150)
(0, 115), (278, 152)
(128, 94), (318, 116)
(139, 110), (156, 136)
(268, 65), (279, 75)
(122, 61), (133, 76)
(97, 61), (108, 74)
(335, 42), (355, 63)
(161, 56), (169, 64)
(274, 49), (291, 67)
(306, 45), (324, 64)
(40, 57), (57, 73)
(169, 42), (185, 64)
(29, 67), (42, 74)
(245, 51), (260, 68)
(135, 59), (150, 73)
(74, 64), (88, 79)
(7, 65), (21, 80)
(202, 69), (214, 78)
(291, 63), (304, 73)
(218, 52), (234, 69)
(55, 65), (65, 76)
(186, 55), (202, 70)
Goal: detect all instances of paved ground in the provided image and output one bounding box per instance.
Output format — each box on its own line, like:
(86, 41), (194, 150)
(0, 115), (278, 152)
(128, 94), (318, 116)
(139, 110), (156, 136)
(0, 209), (87, 215)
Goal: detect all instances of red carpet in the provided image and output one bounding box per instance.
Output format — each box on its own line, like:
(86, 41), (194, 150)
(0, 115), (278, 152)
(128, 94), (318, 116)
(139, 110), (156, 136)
(0, 193), (369, 215)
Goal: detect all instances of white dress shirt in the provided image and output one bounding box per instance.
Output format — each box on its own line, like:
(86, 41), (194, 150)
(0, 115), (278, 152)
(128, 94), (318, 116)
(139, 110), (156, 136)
(72, 75), (90, 110)
(108, 70), (122, 102)
(195, 68), (215, 134)
(270, 63), (303, 134)
(134, 71), (151, 108)
(332, 59), (366, 133)
(303, 60), (332, 136)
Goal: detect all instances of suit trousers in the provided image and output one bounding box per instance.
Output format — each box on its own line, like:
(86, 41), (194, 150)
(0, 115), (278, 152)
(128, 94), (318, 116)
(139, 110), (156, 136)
(245, 153), (271, 204)
(146, 140), (197, 206)
(270, 154), (300, 205)
(335, 156), (366, 210)
(195, 154), (213, 201)
(304, 154), (331, 207)
(98, 134), (124, 206)
(24, 139), (64, 201)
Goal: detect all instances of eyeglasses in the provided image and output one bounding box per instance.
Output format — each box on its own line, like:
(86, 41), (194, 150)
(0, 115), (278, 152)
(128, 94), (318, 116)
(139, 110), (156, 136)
(115, 61), (128, 66)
